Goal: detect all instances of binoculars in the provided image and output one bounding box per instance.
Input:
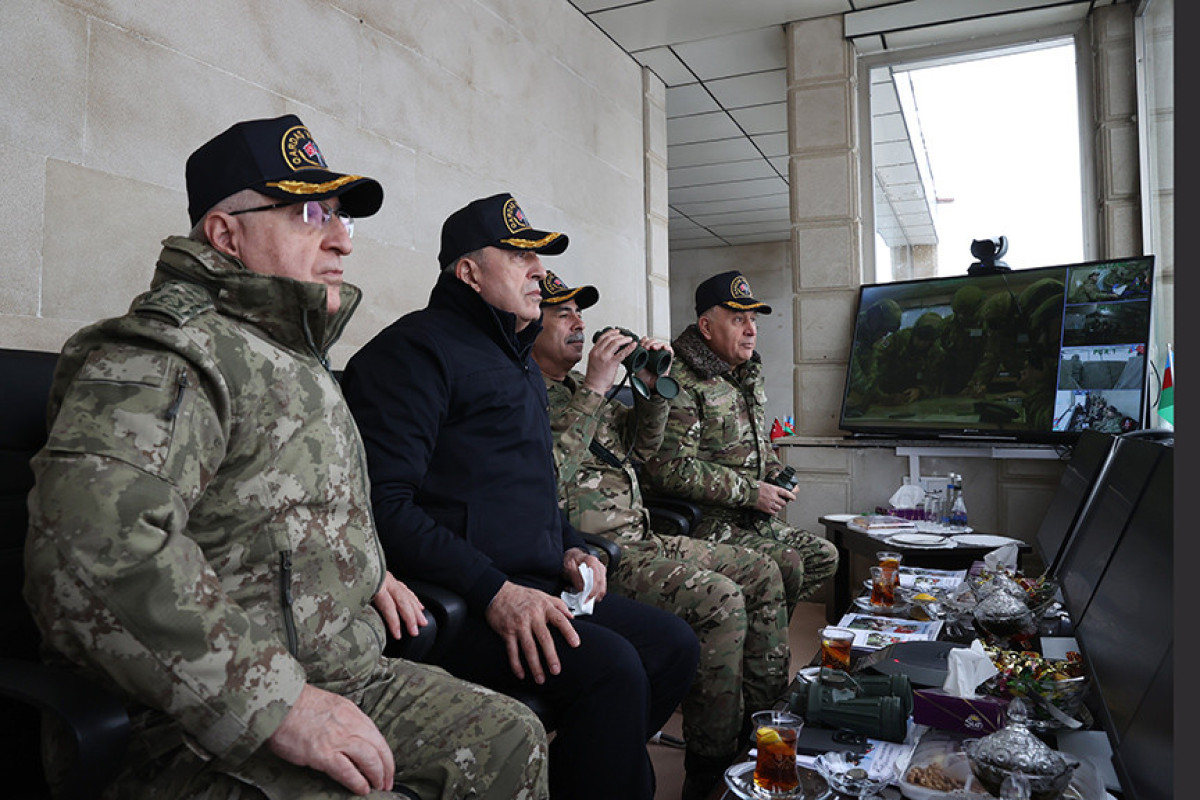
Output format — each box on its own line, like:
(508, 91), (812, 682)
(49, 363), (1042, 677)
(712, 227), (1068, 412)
(592, 327), (679, 400)
(786, 668), (912, 743)
(753, 466), (798, 522)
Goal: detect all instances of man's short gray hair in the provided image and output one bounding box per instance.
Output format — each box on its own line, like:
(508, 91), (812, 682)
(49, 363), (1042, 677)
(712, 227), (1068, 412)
(187, 189), (265, 244)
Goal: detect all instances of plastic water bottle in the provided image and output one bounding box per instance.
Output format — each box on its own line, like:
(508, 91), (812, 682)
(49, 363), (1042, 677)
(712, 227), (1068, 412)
(949, 475), (968, 527)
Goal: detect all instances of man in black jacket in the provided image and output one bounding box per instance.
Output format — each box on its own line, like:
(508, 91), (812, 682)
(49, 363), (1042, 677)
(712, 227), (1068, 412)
(341, 193), (699, 800)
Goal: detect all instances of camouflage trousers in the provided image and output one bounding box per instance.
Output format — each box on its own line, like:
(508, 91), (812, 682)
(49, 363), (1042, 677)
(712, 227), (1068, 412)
(96, 660), (548, 800)
(694, 508), (840, 614)
(606, 532), (790, 760)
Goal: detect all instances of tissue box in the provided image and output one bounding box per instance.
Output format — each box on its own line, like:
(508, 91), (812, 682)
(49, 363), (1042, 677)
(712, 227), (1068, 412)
(912, 689), (1008, 735)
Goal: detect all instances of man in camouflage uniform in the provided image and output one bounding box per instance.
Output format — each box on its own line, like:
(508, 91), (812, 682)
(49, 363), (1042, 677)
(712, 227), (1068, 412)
(22, 115), (547, 800)
(642, 271), (839, 615)
(531, 273), (791, 800)
(874, 311), (947, 404)
(844, 297), (902, 415)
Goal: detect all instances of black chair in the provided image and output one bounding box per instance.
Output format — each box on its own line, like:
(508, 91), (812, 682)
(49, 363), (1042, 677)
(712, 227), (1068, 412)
(1, 348), (132, 800)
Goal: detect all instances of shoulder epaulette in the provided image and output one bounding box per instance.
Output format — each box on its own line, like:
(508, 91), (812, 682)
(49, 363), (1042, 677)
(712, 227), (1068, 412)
(133, 281), (216, 327)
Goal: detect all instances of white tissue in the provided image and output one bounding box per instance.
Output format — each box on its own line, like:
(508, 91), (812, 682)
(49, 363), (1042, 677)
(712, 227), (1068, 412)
(888, 484), (926, 510)
(942, 639), (999, 698)
(561, 562), (595, 616)
(983, 543), (1020, 571)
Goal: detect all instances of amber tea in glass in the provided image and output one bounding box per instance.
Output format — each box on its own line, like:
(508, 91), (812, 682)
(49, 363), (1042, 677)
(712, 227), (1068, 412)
(752, 710), (802, 796)
(819, 626), (855, 671)
(870, 565), (895, 607)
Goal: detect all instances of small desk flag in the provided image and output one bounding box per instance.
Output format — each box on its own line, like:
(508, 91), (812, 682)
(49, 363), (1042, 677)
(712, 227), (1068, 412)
(1159, 344), (1173, 425)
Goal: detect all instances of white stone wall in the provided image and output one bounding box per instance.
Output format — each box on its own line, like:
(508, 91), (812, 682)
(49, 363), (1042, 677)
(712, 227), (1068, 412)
(0, 0), (651, 367)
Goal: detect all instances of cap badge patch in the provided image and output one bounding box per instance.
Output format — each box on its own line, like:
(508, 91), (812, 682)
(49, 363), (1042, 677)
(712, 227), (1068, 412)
(731, 275), (753, 299)
(281, 125), (327, 171)
(545, 273), (568, 293)
(503, 197), (531, 233)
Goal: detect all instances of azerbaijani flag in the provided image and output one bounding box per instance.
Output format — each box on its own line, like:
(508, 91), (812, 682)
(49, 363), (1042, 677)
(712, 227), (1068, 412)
(1159, 344), (1174, 425)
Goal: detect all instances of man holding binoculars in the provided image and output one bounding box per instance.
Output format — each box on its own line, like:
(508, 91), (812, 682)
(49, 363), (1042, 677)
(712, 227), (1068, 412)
(533, 272), (793, 800)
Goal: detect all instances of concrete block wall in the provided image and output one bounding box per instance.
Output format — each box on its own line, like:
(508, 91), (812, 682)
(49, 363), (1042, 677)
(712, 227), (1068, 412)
(1, 0), (655, 367)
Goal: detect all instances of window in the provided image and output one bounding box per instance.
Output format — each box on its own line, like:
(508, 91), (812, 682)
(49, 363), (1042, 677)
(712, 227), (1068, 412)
(869, 40), (1085, 281)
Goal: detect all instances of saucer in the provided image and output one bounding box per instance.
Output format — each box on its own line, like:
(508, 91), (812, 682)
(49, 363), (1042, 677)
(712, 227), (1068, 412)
(723, 761), (803, 800)
(854, 595), (912, 616)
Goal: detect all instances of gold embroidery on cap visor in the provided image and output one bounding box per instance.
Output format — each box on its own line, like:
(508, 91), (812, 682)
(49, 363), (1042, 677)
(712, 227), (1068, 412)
(543, 287), (585, 304)
(500, 233), (563, 249)
(265, 175), (365, 196)
(724, 300), (768, 311)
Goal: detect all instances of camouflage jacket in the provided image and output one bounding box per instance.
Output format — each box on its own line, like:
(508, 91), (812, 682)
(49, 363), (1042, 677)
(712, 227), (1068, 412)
(543, 371), (669, 542)
(23, 236), (387, 770)
(641, 324), (784, 514)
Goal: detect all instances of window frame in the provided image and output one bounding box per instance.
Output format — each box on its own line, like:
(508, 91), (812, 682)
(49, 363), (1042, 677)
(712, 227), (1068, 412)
(855, 21), (1098, 284)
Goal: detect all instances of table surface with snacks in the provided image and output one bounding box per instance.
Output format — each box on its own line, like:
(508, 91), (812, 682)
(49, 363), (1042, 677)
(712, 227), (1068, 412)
(819, 515), (1032, 626)
(709, 561), (1108, 800)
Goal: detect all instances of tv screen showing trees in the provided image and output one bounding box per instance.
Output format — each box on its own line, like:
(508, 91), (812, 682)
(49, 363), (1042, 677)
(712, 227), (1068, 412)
(839, 256), (1155, 443)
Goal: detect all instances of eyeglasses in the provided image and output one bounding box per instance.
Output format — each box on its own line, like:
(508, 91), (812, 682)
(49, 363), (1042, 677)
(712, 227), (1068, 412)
(230, 199), (354, 238)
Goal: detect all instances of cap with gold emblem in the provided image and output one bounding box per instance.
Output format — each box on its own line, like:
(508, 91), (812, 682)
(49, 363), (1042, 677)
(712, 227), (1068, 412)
(185, 114), (383, 226)
(694, 270), (773, 316)
(438, 193), (569, 269)
(538, 270), (598, 309)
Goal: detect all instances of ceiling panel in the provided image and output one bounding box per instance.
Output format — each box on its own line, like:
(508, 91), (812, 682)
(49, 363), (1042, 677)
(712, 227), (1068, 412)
(667, 111), (744, 146)
(669, 160), (781, 188)
(707, 70), (789, 110)
(671, 26), (788, 80)
(669, 176), (789, 205)
(667, 137), (763, 169)
(751, 133), (789, 158)
(666, 84), (721, 118)
(728, 103), (789, 136)
(671, 193), (791, 217)
(587, 0), (848, 55)
(635, 46), (695, 86)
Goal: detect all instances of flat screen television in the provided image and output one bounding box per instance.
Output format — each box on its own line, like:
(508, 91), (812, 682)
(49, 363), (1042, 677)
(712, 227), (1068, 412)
(839, 255), (1155, 444)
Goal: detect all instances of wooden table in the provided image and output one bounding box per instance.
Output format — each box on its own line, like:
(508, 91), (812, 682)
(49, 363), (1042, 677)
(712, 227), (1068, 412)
(819, 516), (1030, 624)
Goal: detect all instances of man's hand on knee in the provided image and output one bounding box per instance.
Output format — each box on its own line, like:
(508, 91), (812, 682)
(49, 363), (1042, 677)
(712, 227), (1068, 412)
(268, 684), (394, 796)
(486, 581), (580, 684)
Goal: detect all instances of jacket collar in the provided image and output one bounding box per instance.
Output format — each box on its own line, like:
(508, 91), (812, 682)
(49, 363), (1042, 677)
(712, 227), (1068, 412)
(152, 236), (361, 360)
(672, 323), (761, 381)
(428, 270), (543, 359)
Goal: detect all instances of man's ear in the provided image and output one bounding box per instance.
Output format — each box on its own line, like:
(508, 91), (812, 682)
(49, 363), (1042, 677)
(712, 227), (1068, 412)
(455, 256), (483, 293)
(204, 212), (240, 258)
(697, 313), (713, 341)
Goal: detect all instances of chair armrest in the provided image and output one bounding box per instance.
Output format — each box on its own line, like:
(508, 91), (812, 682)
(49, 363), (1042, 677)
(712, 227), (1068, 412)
(384, 609), (440, 662)
(580, 532), (622, 572)
(647, 506), (690, 537)
(643, 493), (703, 531)
(0, 656), (129, 800)
(402, 578), (468, 664)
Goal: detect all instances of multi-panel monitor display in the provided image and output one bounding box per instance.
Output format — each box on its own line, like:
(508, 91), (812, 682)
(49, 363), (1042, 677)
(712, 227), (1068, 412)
(839, 256), (1155, 443)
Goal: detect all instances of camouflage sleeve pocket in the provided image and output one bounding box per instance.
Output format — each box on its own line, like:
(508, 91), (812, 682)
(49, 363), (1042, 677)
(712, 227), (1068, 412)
(47, 349), (186, 478)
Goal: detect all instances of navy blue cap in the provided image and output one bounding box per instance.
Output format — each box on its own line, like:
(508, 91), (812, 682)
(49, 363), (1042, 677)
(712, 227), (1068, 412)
(186, 114), (383, 226)
(438, 193), (568, 269)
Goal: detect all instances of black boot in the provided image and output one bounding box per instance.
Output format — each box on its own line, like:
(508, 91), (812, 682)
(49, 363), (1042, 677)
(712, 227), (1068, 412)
(681, 750), (738, 800)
